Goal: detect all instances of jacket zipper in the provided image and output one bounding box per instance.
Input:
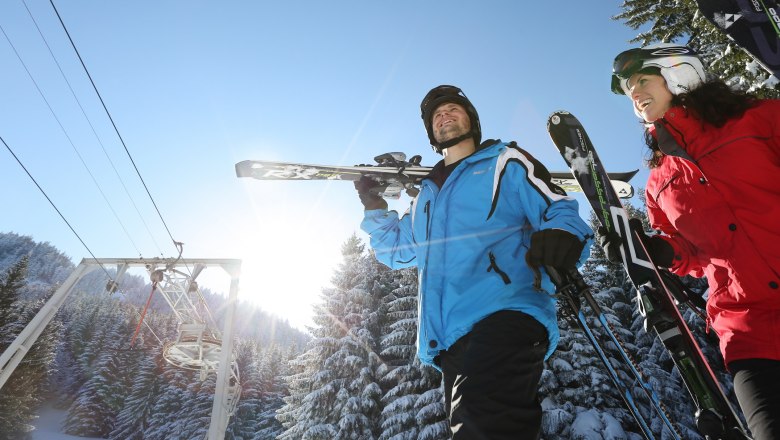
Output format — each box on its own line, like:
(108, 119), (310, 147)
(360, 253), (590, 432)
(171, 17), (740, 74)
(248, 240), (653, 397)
(487, 252), (511, 285)
(424, 201), (431, 240)
(419, 196), (432, 353)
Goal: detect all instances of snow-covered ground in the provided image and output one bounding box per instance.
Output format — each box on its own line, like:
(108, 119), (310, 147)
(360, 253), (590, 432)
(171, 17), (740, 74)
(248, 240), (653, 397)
(32, 405), (106, 440)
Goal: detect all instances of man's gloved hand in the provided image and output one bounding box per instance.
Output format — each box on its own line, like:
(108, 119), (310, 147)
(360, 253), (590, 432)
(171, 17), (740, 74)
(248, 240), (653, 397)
(526, 229), (585, 270)
(597, 218), (675, 268)
(354, 176), (388, 210)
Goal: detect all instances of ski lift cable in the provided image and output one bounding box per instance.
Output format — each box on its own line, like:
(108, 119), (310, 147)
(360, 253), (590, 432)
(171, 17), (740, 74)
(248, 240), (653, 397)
(48, 0), (181, 256)
(0, 22), (143, 257)
(39, 2), (213, 346)
(2, 134), (165, 345)
(47, 1), (209, 290)
(45, 2), (218, 344)
(1, 135), (114, 278)
(21, 0), (166, 258)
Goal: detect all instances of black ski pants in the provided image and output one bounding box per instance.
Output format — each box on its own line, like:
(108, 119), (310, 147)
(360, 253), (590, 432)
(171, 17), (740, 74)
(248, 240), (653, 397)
(435, 310), (548, 440)
(729, 358), (780, 440)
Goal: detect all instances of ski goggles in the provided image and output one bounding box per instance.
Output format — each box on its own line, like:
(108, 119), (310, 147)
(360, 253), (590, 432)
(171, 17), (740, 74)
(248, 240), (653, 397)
(611, 46), (698, 94)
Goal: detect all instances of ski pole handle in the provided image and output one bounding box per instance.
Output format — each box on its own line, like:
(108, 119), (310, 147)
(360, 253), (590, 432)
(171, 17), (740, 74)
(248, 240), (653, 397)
(544, 266), (588, 292)
(544, 266), (567, 288)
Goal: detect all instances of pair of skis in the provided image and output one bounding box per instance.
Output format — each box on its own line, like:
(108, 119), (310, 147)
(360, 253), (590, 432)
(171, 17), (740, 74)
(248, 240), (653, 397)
(547, 111), (750, 440)
(235, 154), (639, 199)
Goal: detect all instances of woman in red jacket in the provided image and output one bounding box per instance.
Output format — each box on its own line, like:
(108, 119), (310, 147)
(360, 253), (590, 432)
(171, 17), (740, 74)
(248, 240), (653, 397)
(609, 43), (780, 439)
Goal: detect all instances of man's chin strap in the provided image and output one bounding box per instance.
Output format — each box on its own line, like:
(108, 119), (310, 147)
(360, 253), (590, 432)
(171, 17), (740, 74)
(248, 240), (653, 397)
(434, 131), (476, 153)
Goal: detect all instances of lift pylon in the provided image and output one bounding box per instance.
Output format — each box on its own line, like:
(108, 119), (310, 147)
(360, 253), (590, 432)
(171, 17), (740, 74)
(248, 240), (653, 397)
(0, 257), (242, 440)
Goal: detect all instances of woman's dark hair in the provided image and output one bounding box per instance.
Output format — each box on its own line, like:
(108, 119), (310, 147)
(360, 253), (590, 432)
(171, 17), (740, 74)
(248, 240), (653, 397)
(644, 79), (757, 168)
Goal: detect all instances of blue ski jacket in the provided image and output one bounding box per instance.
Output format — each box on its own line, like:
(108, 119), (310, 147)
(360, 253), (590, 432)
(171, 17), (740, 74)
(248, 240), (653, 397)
(360, 140), (593, 366)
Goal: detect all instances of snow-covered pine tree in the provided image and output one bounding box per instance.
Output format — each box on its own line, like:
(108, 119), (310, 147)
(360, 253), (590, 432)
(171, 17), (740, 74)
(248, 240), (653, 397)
(225, 339), (288, 439)
(63, 350), (127, 437)
(276, 348), (316, 438)
(0, 233), (73, 292)
(108, 350), (164, 440)
(226, 339), (264, 439)
(378, 267), (449, 440)
(55, 296), (104, 404)
(277, 235), (387, 440)
(173, 372), (215, 440)
(142, 363), (192, 439)
(251, 345), (288, 439)
(613, 0), (780, 96)
(0, 256), (61, 440)
(63, 301), (139, 437)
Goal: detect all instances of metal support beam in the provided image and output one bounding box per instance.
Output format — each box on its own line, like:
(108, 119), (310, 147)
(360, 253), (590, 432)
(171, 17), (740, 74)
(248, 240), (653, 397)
(0, 257), (242, 440)
(207, 267), (241, 440)
(0, 261), (96, 389)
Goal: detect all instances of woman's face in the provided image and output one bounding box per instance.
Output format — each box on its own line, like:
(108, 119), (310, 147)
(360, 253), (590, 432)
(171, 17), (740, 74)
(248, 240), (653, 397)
(627, 73), (673, 123)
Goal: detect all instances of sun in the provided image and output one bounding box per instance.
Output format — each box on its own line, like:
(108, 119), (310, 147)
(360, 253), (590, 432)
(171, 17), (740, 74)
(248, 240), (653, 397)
(228, 201), (354, 331)
(234, 229), (336, 331)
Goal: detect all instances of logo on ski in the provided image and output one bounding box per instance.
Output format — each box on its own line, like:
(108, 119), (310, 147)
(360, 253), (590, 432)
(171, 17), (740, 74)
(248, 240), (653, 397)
(719, 12), (742, 28)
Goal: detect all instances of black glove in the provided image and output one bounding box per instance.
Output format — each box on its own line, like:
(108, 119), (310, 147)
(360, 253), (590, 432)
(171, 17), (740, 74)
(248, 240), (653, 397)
(597, 218), (675, 268)
(354, 176), (388, 210)
(526, 229), (585, 270)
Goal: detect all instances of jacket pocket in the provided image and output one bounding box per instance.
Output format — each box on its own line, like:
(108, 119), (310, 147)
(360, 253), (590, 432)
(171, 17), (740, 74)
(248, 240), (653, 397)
(652, 172), (680, 201)
(487, 251), (511, 285)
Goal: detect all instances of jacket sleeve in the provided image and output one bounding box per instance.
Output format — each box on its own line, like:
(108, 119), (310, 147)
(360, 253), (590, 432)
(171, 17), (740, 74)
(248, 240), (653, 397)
(499, 145), (593, 266)
(360, 206), (417, 270)
(645, 189), (706, 277)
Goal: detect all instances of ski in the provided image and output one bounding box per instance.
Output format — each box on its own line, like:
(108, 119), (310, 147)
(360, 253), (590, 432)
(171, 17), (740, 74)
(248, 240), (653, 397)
(235, 152), (638, 199)
(546, 111), (751, 440)
(695, 0), (780, 78)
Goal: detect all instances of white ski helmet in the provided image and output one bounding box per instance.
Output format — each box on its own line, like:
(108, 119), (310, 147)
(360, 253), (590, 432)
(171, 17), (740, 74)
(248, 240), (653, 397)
(611, 43), (706, 96)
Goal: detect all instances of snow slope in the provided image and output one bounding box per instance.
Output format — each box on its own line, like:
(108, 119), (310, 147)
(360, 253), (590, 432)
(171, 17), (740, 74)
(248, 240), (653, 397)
(32, 405), (106, 440)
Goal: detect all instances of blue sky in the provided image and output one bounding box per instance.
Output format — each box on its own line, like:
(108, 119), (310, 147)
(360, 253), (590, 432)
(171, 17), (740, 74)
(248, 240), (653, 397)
(0, 1), (651, 329)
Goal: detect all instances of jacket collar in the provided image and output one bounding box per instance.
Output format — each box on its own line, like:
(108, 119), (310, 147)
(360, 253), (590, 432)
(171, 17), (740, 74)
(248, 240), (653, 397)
(426, 139), (503, 186)
(651, 106), (707, 160)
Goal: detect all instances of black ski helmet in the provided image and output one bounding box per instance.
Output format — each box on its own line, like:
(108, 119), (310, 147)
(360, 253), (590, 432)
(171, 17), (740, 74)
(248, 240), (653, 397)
(420, 85), (481, 154)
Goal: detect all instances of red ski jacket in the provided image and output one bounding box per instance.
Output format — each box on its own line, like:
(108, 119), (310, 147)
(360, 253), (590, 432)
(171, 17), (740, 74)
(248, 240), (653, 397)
(646, 100), (780, 367)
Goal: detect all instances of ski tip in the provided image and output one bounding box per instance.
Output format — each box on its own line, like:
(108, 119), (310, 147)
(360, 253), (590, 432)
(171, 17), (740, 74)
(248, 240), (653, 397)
(547, 110), (571, 118)
(235, 160), (250, 178)
(546, 110), (572, 129)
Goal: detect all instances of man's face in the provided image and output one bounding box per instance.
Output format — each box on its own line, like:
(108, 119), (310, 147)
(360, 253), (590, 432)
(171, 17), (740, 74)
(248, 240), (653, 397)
(431, 102), (470, 144)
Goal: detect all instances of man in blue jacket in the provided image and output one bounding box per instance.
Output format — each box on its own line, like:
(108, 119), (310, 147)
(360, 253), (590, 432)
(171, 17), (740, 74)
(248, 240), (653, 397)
(356, 85), (592, 439)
